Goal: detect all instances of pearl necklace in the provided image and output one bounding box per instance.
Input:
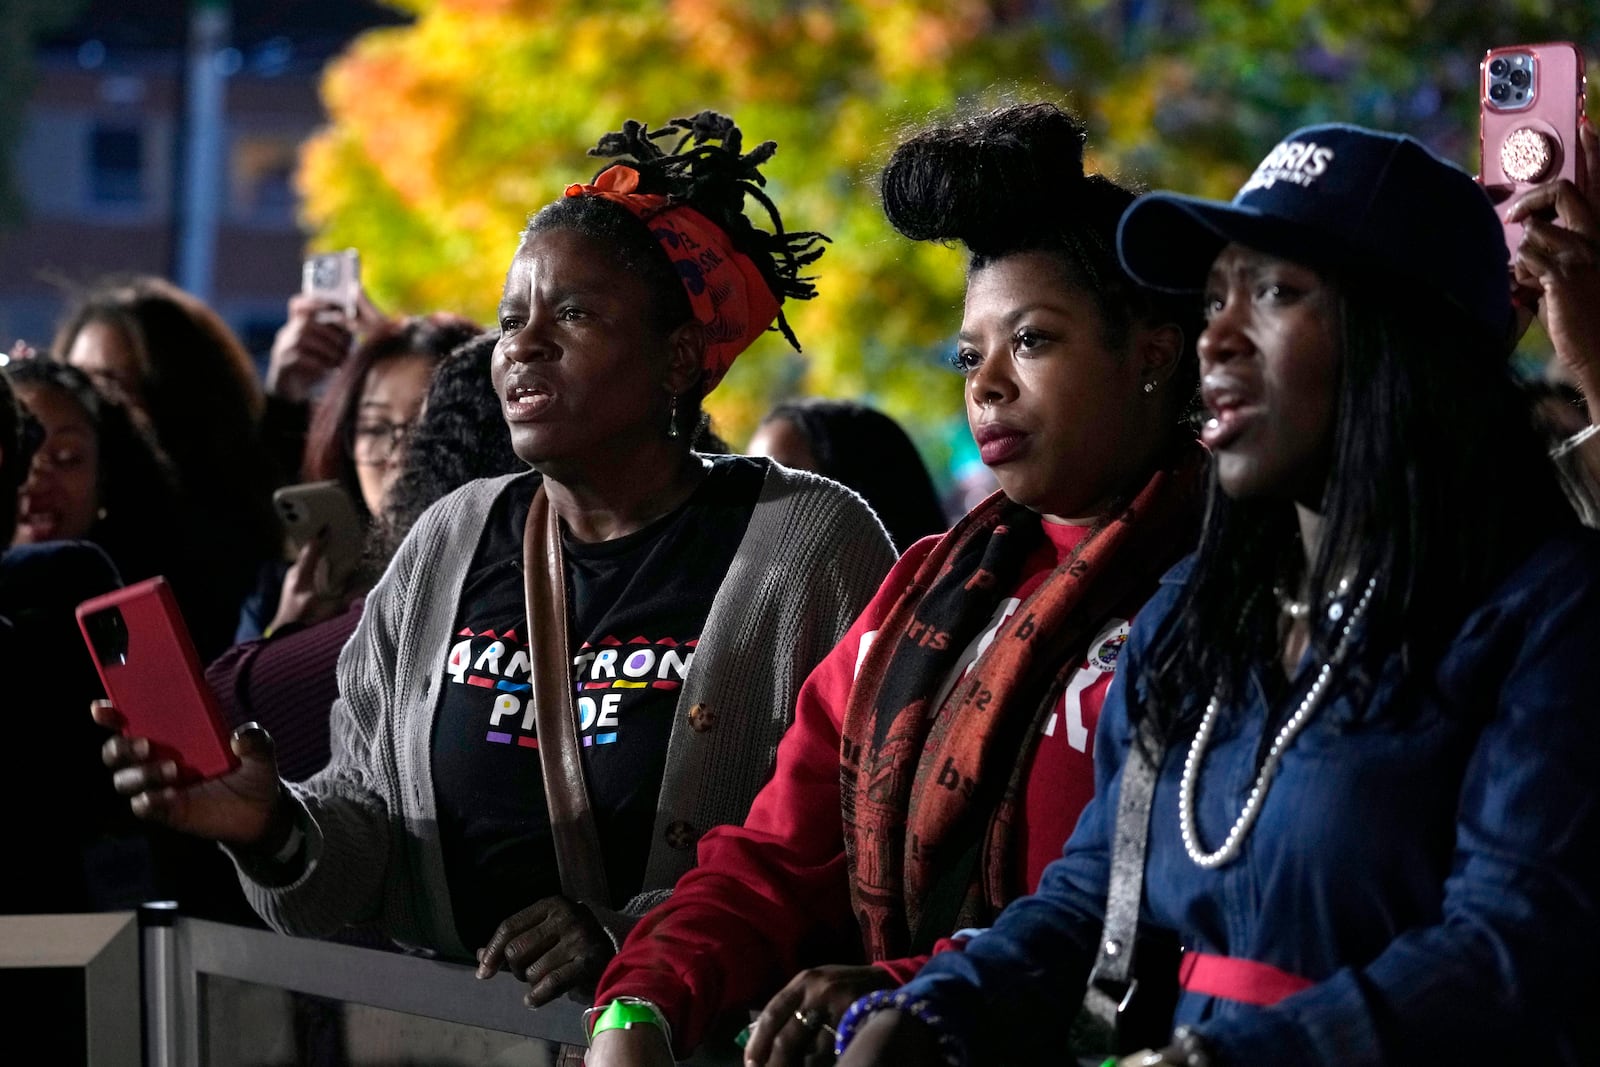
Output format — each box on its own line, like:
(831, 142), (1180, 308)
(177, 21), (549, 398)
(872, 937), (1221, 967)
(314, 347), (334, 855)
(1179, 576), (1377, 869)
(1274, 571), (1358, 622)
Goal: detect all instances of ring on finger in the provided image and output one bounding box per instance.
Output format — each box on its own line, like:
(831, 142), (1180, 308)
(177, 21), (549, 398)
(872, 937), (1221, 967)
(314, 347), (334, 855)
(793, 1008), (840, 1041)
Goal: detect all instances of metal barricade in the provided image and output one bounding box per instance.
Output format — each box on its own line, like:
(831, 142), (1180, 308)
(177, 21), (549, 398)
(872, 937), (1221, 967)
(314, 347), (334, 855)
(135, 906), (741, 1066)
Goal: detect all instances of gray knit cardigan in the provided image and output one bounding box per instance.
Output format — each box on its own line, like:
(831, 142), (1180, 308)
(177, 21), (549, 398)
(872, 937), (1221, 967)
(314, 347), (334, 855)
(230, 462), (896, 958)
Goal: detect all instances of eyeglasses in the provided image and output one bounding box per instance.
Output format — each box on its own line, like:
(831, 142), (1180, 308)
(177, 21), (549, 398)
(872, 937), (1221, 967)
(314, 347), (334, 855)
(352, 419), (414, 466)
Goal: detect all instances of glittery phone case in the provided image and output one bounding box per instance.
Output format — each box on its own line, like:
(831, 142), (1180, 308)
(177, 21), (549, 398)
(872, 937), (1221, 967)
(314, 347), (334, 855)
(1480, 42), (1587, 259)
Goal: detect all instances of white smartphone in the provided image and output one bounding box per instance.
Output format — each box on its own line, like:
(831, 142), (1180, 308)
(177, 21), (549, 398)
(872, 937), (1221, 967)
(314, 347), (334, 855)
(272, 480), (367, 596)
(301, 248), (362, 321)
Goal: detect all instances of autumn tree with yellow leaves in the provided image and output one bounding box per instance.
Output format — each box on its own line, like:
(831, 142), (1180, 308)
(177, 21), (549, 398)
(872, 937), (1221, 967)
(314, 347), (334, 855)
(299, 0), (1598, 473)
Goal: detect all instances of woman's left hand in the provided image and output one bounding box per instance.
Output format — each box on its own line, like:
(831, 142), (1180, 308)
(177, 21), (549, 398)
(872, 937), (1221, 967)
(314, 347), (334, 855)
(743, 965), (896, 1067)
(475, 895), (615, 1007)
(1509, 118), (1600, 419)
(266, 532), (343, 636)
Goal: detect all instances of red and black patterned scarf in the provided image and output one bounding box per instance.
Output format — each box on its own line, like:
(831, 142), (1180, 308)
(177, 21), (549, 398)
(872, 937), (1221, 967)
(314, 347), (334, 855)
(839, 442), (1206, 960)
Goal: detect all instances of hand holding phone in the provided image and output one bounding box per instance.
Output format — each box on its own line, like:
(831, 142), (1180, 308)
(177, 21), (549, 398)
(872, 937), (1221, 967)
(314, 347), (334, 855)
(273, 480), (367, 598)
(81, 577), (286, 843)
(1506, 119), (1600, 418)
(78, 578), (238, 780)
(93, 700), (287, 845)
(266, 293), (354, 403)
(1480, 42), (1588, 259)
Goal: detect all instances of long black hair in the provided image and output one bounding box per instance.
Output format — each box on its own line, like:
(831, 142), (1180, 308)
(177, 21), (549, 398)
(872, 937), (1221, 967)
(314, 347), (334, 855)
(0, 370), (26, 546)
(51, 275), (279, 560)
(879, 101), (1201, 422)
(1135, 277), (1574, 745)
(3, 359), (182, 579)
(760, 398), (947, 551)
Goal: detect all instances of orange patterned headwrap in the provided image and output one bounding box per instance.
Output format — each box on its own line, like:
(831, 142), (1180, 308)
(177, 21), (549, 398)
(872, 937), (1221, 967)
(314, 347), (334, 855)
(563, 164), (781, 396)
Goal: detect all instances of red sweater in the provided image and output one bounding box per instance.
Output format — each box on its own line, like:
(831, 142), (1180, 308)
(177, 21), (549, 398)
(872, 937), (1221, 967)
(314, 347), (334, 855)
(594, 522), (1139, 1052)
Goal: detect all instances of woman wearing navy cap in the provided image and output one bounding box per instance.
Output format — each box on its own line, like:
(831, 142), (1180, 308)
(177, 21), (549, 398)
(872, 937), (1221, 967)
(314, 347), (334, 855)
(834, 124), (1600, 1066)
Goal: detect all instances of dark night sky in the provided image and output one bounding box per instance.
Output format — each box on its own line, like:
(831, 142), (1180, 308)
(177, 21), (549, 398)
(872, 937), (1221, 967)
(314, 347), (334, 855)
(39, 0), (409, 64)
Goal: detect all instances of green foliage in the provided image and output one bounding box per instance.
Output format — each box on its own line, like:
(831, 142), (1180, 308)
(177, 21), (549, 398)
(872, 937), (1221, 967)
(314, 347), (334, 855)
(300, 0), (1600, 471)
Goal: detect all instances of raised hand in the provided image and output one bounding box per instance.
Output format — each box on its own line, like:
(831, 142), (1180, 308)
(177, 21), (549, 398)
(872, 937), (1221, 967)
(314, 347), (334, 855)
(265, 294), (356, 404)
(1509, 117), (1600, 422)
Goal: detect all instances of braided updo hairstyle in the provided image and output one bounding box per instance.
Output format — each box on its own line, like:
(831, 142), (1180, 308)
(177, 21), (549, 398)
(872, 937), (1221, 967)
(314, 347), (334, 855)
(881, 102), (1199, 387)
(527, 112), (827, 412)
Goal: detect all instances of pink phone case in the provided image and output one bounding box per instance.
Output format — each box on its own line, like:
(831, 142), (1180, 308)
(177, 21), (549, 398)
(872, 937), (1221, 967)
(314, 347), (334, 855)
(1480, 41), (1588, 257)
(77, 577), (239, 781)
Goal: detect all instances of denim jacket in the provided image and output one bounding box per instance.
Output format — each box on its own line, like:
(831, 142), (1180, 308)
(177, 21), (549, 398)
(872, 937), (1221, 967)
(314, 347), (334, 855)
(895, 526), (1600, 1065)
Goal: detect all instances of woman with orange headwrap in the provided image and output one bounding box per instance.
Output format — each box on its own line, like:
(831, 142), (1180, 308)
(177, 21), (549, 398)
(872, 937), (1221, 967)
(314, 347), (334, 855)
(97, 113), (895, 1006)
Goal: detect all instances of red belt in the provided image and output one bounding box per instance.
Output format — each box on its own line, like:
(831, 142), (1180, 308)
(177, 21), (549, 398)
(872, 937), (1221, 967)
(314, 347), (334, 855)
(1177, 951), (1313, 1007)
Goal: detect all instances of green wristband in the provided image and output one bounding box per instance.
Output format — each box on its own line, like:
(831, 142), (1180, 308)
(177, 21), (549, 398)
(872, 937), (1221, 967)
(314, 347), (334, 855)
(586, 997), (671, 1047)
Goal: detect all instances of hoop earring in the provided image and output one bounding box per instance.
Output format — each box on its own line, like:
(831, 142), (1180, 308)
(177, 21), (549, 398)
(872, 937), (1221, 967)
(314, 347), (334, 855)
(667, 394), (680, 439)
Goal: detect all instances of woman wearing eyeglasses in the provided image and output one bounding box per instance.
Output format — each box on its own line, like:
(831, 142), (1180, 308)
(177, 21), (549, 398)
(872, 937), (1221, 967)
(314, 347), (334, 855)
(241, 313), (481, 640)
(205, 317), (484, 782)
(308, 315), (478, 523)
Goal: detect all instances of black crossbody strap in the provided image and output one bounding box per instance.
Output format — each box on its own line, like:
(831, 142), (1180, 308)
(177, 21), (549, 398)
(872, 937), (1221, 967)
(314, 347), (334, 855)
(1083, 723), (1166, 1034)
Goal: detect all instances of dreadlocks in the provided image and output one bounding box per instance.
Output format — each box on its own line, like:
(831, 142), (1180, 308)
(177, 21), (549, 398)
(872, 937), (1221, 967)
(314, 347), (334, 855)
(531, 110), (828, 353)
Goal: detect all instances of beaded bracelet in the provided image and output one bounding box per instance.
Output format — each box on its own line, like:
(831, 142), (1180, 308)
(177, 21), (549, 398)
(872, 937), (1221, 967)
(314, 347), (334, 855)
(832, 988), (965, 1067)
(1169, 1025), (1217, 1067)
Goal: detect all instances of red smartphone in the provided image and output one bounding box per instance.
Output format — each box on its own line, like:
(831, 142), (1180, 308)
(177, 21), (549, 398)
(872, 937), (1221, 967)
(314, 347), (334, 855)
(1479, 41), (1588, 258)
(77, 577), (239, 781)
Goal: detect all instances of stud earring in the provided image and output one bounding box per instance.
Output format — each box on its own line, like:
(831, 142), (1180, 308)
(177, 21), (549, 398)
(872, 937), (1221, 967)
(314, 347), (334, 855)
(667, 394), (680, 438)
(1142, 381), (1156, 394)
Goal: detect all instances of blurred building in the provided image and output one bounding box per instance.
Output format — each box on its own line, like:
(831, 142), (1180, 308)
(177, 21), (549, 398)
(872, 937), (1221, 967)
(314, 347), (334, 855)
(0, 0), (404, 359)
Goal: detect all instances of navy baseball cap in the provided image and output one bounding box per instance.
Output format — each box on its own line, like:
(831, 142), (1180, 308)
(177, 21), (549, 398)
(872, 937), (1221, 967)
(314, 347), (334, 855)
(1116, 124), (1513, 343)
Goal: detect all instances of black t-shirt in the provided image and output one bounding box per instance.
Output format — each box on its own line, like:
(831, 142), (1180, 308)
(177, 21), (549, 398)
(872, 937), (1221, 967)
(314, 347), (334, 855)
(432, 457), (763, 951)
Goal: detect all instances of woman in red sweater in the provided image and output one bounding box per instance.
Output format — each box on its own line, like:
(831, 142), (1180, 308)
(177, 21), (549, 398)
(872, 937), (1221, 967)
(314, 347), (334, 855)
(587, 102), (1206, 1066)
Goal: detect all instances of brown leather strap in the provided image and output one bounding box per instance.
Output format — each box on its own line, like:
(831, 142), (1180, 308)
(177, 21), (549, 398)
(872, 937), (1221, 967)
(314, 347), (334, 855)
(524, 483), (611, 905)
